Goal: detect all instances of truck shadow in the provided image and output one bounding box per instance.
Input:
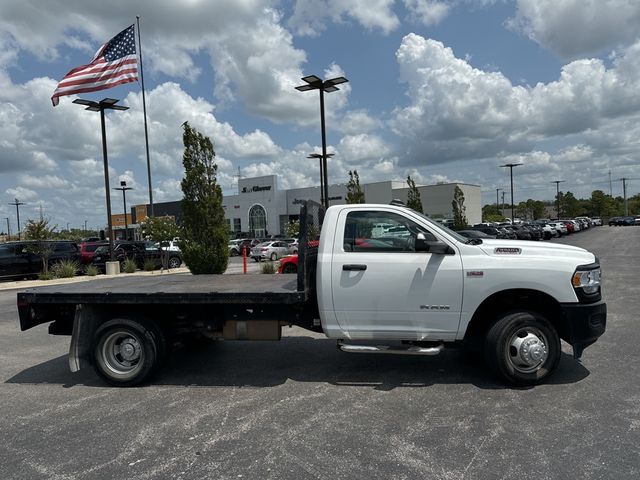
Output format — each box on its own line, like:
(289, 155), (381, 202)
(6, 336), (590, 390)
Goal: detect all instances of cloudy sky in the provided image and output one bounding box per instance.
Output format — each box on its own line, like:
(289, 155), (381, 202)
(1, 0), (640, 232)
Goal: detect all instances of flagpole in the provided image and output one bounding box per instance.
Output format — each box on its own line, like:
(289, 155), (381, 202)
(136, 15), (154, 218)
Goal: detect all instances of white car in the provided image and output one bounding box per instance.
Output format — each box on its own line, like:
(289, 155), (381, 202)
(250, 241), (291, 261)
(548, 222), (568, 236)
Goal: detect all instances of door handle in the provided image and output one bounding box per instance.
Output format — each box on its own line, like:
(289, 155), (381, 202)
(343, 264), (367, 271)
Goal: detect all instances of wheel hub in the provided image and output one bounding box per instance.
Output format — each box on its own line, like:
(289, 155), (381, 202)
(510, 332), (548, 370)
(119, 338), (140, 361)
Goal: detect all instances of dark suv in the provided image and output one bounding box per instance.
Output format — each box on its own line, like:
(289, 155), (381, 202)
(91, 241), (182, 272)
(0, 241), (80, 280)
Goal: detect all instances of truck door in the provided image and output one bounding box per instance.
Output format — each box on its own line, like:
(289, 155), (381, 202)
(331, 209), (463, 341)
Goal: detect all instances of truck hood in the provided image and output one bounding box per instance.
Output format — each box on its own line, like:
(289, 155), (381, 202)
(475, 239), (596, 264)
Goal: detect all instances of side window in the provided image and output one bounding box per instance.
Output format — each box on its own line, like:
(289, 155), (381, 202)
(343, 211), (437, 253)
(0, 245), (14, 257)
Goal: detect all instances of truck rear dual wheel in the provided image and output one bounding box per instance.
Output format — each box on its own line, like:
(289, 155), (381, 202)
(485, 311), (561, 386)
(92, 318), (165, 387)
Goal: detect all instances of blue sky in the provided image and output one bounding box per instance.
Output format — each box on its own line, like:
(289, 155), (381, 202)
(1, 0), (639, 232)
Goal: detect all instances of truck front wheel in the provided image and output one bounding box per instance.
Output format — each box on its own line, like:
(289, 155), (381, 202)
(92, 319), (161, 387)
(485, 311), (561, 386)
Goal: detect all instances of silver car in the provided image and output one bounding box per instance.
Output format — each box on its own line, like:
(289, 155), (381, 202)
(250, 241), (290, 261)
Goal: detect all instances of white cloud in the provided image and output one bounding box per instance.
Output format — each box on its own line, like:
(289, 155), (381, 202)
(392, 33), (640, 165)
(288, 0), (399, 36)
(509, 0), (640, 59)
(403, 0), (451, 26)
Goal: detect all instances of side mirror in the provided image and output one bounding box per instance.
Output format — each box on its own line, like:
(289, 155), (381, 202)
(415, 233), (452, 254)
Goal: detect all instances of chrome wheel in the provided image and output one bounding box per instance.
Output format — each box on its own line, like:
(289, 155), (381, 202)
(99, 331), (144, 378)
(506, 327), (549, 374)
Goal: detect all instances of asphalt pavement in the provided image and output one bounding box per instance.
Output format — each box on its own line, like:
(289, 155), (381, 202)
(0, 227), (638, 479)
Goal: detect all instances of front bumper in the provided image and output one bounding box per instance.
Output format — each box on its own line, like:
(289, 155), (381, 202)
(559, 301), (607, 359)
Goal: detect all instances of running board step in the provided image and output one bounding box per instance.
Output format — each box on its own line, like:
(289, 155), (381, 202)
(338, 341), (443, 356)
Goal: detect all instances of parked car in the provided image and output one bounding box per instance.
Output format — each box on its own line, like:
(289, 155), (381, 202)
(250, 241), (291, 261)
(508, 225), (532, 240)
(0, 240), (80, 280)
(471, 226), (507, 239)
(228, 238), (258, 256)
(277, 254), (299, 274)
(92, 241), (182, 272)
(79, 241), (107, 265)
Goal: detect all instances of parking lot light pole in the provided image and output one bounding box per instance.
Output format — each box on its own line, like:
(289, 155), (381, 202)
(114, 181), (133, 240)
(551, 180), (565, 219)
(73, 98), (129, 260)
(495, 188), (502, 214)
(500, 163), (522, 223)
(296, 75), (348, 210)
(8, 198), (24, 240)
(307, 153), (334, 205)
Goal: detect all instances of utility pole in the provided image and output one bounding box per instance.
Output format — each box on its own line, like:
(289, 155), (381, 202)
(500, 163), (522, 222)
(550, 180), (565, 219)
(620, 178), (628, 216)
(495, 188), (501, 212)
(5, 217), (10, 239)
(608, 170), (612, 197)
(501, 191), (506, 217)
(9, 198), (25, 240)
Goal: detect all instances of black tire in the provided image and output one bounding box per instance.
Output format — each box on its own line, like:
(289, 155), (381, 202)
(270, 252), (278, 261)
(230, 249), (238, 257)
(92, 318), (162, 387)
(485, 311), (561, 386)
(282, 263), (297, 274)
(167, 256), (182, 269)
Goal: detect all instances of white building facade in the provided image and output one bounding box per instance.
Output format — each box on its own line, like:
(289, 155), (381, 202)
(222, 175), (481, 236)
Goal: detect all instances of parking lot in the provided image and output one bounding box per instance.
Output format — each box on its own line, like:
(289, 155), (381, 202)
(0, 226), (638, 479)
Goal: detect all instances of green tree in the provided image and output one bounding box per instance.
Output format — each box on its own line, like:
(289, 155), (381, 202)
(179, 122), (228, 274)
(406, 175), (423, 213)
(628, 193), (640, 215)
(451, 186), (467, 230)
(558, 191), (581, 218)
(141, 216), (182, 268)
(23, 218), (57, 277)
(285, 219), (300, 237)
(516, 199), (546, 220)
(588, 190), (618, 217)
(482, 204), (505, 222)
(345, 170), (365, 204)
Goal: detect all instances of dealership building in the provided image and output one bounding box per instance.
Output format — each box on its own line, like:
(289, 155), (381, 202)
(126, 175), (481, 238)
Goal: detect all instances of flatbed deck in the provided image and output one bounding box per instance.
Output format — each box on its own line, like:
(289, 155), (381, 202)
(18, 273), (305, 306)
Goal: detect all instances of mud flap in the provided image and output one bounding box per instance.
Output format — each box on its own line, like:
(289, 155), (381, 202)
(68, 305), (101, 372)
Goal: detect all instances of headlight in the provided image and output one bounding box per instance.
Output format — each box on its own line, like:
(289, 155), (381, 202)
(572, 265), (602, 301)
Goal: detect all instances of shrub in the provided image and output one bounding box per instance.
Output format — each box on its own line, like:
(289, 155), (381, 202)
(143, 258), (157, 271)
(261, 261), (276, 274)
(85, 264), (99, 276)
(38, 273), (54, 281)
(122, 258), (137, 273)
(52, 260), (79, 278)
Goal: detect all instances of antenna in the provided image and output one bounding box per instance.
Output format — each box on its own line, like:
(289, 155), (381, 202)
(234, 167), (243, 195)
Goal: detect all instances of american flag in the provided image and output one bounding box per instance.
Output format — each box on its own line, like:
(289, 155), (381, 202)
(51, 25), (138, 106)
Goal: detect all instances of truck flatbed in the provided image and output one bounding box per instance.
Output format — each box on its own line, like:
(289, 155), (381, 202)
(18, 273), (305, 307)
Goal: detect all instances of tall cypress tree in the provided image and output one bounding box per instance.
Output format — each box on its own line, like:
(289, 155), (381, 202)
(406, 175), (423, 213)
(452, 185), (468, 230)
(180, 122), (228, 274)
(345, 170), (365, 204)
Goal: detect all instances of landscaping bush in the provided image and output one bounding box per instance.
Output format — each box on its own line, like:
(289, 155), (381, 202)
(122, 258), (137, 273)
(261, 261), (276, 274)
(84, 264), (99, 276)
(143, 258), (157, 271)
(52, 260), (79, 278)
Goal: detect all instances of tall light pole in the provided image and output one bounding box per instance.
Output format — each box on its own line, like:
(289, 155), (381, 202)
(73, 98), (129, 260)
(114, 181), (133, 240)
(5, 217), (10, 239)
(500, 163), (522, 223)
(495, 188), (502, 215)
(308, 153), (334, 205)
(296, 74), (348, 209)
(9, 198), (24, 240)
(550, 180), (565, 219)
(620, 178), (629, 216)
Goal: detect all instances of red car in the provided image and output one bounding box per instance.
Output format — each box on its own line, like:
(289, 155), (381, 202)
(79, 241), (107, 265)
(278, 254), (298, 274)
